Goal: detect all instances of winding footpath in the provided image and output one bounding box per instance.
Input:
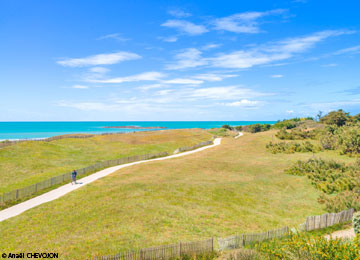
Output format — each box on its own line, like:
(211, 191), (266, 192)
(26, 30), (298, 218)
(0, 133), (243, 222)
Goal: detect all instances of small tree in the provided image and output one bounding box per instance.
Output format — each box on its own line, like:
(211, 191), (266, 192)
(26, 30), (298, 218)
(317, 111), (323, 122)
(320, 109), (350, 126)
(221, 124), (233, 130)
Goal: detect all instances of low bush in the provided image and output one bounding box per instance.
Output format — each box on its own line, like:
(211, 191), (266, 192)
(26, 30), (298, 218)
(256, 233), (360, 260)
(275, 128), (317, 140)
(266, 141), (321, 154)
(272, 118), (301, 129)
(243, 124), (271, 133)
(336, 125), (360, 156)
(285, 158), (360, 194)
(353, 212), (360, 234)
(318, 191), (360, 212)
(234, 125), (243, 131)
(222, 125), (233, 130)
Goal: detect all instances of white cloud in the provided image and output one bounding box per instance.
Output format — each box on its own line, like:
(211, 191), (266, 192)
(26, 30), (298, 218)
(188, 86), (267, 100)
(137, 84), (168, 91)
(58, 101), (119, 111)
(334, 45), (360, 55)
(161, 20), (208, 35)
(168, 9), (191, 18)
(162, 78), (204, 85)
(271, 74), (284, 78)
(97, 33), (129, 42)
(201, 43), (222, 50)
(166, 48), (207, 70)
(222, 99), (261, 107)
(88, 71), (166, 83)
(208, 30), (347, 69)
(192, 73), (237, 81)
(159, 36), (178, 42)
(321, 63), (338, 67)
(89, 67), (110, 74)
(286, 110), (294, 114)
(57, 52), (141, 67)
(304, 99), (360, 111)
(72, 85), (89, 89)
(213, 9), (286, 33)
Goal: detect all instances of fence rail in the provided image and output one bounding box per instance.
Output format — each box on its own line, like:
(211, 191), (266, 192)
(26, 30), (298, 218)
(91, 238), (213, 260)
(0, 140), (214, 205)
(305, 208), (354, 231)
(218, 226), (289, 250)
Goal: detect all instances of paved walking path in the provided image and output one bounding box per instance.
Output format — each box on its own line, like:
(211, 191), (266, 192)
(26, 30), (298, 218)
(0, 133), (242, 222)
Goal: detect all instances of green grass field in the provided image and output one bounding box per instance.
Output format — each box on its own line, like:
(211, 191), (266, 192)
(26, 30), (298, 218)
(0, 129), (213, 193)
(1, 130), (355, 259)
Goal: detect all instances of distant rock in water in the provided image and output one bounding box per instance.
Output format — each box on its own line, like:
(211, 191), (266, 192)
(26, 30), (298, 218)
(103, 126), (167, 129)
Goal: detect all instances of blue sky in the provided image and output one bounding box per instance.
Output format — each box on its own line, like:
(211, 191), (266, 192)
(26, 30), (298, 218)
(1, 0), (360, 121)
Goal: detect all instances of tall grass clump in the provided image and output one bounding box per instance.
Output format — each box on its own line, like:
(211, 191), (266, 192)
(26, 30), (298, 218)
(266, 141), (321, 154)
(275, 128), (317, 140)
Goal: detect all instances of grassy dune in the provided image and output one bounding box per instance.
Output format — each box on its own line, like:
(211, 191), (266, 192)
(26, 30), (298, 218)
(0, 130), (350, 259)
(0, 129), (213, 193)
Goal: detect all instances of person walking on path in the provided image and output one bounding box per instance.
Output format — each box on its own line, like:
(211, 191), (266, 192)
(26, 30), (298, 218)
(71, 169), (77, 184)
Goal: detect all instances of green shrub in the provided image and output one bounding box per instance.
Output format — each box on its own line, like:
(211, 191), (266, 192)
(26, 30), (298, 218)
(353, 212), (360, 234)
(234, 125), (243, 131)
(256, 233), (360, 259)
(272, 118), (301, 129)
(266, 141), (321, 154)
(320, 109), (350, 126)
(318, 191), (360, 212)
(336, 125), (360, 155)
(243, 124), (271, 133)
(275, 129), (316, 140)
(285, 158), (360, 194)
(222, 125), (233, 130)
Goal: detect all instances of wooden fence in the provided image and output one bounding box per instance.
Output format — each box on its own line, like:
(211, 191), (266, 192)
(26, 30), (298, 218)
(90, 238), (214, 260)
(0, 140), (214, 205)
(0, 151), (168, 204)
(218, 226), (289, 250)
(305, 208), (354, 231)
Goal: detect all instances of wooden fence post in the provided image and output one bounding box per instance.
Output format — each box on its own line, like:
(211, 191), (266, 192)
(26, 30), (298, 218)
(178, 242), (181, 258)
(242, 234), (245, 246)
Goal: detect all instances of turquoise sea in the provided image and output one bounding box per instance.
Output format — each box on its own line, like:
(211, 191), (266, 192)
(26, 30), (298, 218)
(0, 121), (276, 140)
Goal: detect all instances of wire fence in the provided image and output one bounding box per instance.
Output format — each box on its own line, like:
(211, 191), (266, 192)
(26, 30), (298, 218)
(90, 238), (214, 260)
